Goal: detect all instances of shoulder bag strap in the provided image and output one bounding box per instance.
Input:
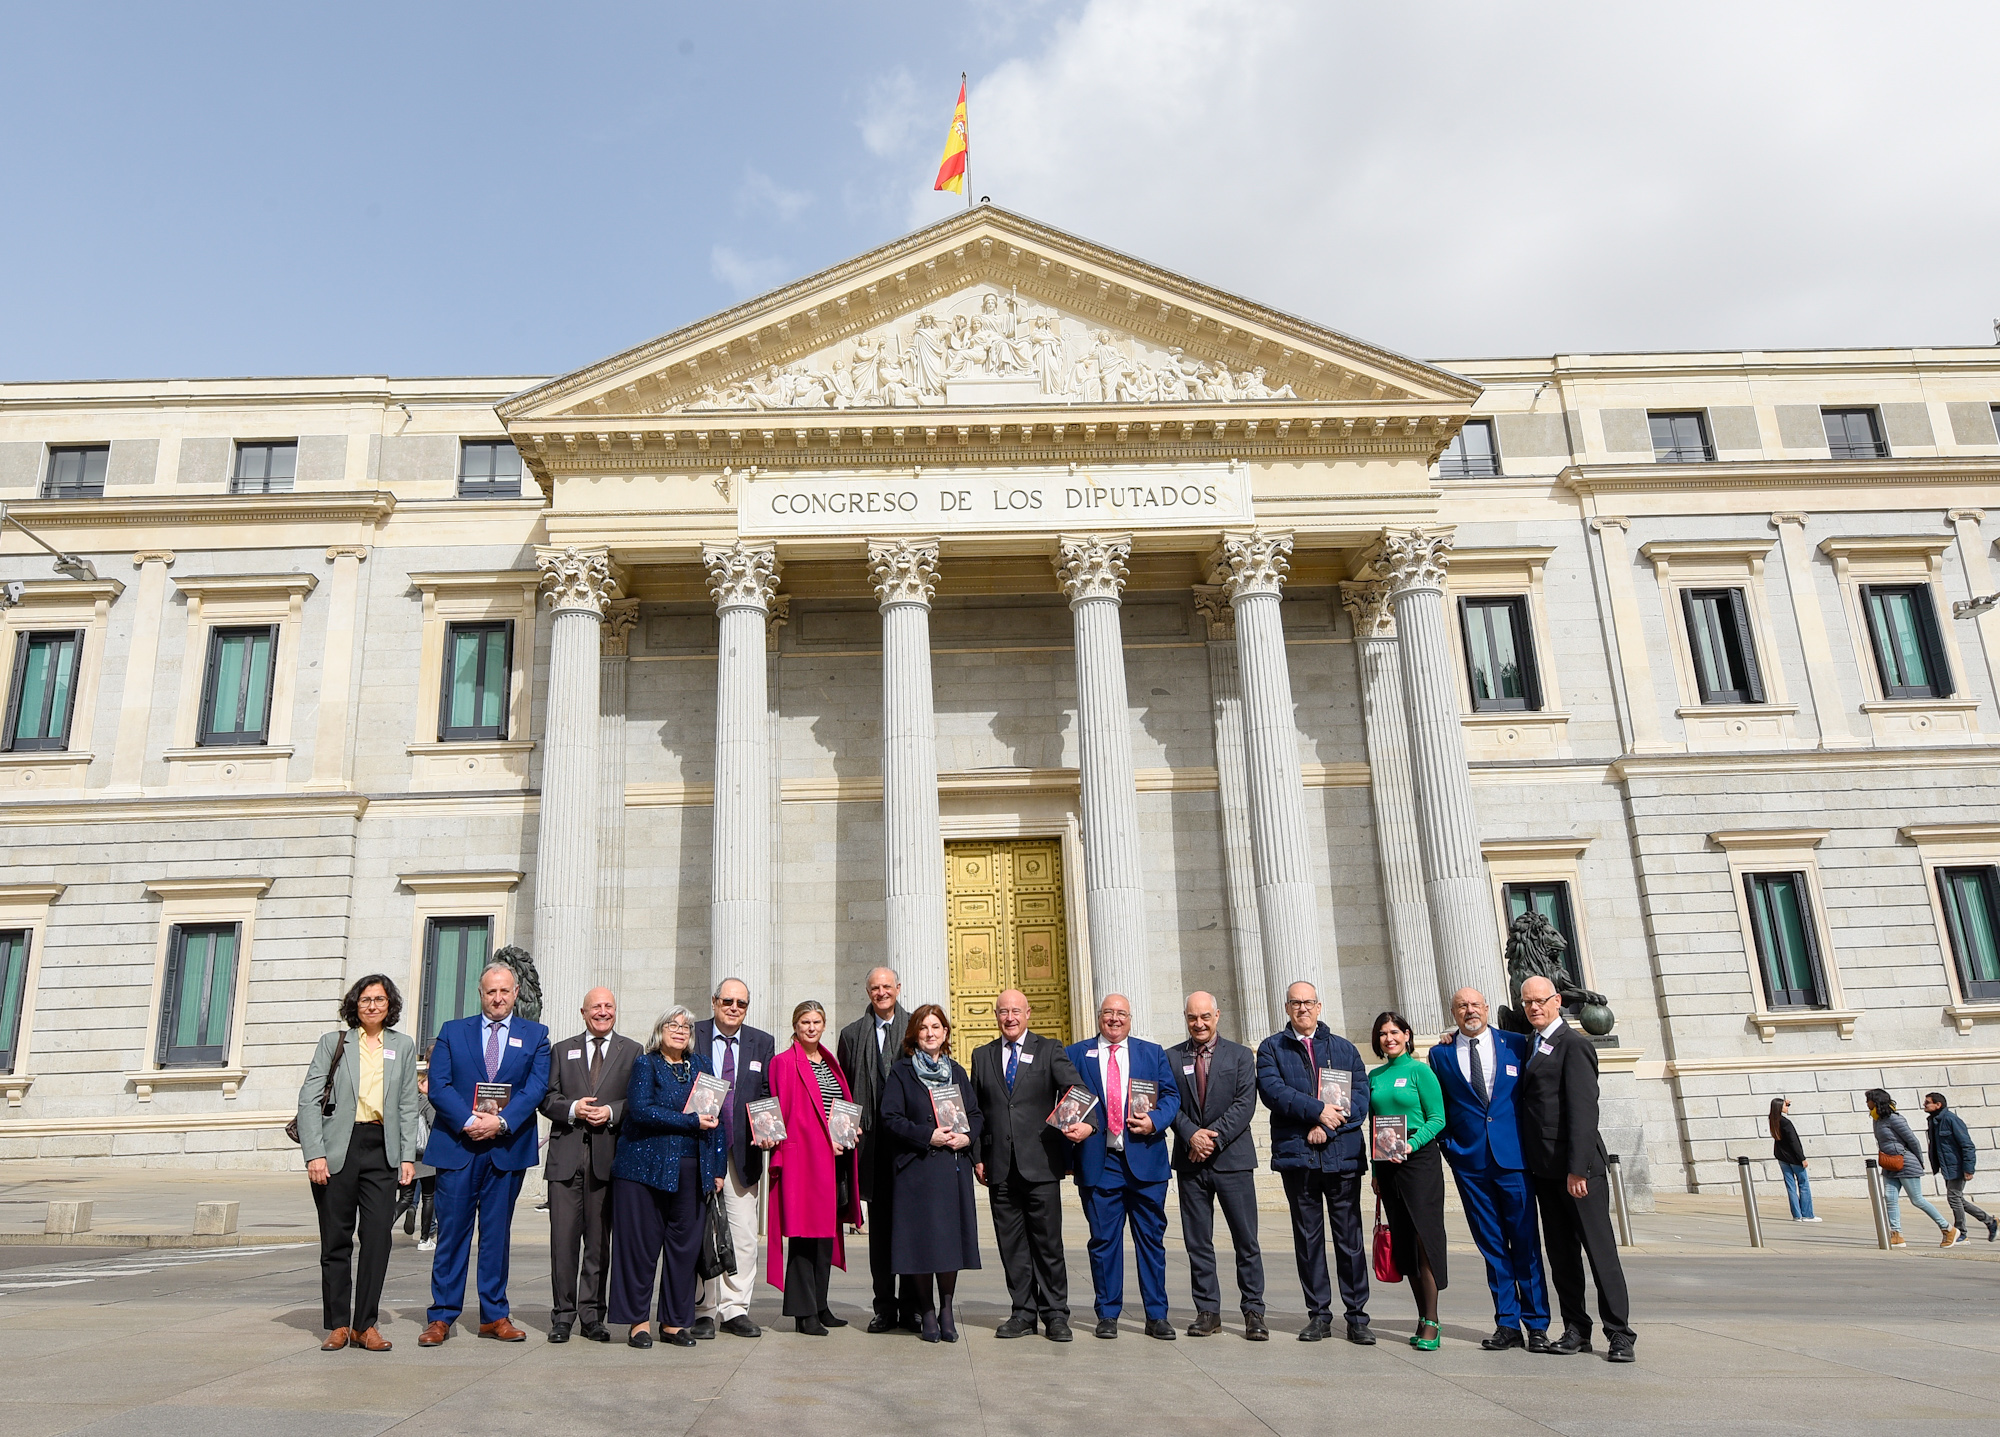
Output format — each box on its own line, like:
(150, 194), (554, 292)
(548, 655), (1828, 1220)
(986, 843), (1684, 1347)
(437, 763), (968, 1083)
(320, 1030), (348, 1116)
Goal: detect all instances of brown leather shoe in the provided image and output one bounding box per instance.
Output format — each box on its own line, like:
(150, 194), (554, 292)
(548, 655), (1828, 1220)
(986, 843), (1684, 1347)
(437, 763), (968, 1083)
(418, 1320), (453, 1347)
(320, 1327), (351, 1351)
(479, 1318), (528, 1342)
(354, 1327), (392, 1352)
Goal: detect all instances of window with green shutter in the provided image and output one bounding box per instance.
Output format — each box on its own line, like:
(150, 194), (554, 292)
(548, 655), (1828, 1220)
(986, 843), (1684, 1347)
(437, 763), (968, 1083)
(438, 622), (512, 741)
(198, 625), (278, 746)
(1458, 595), (1542, 712)
(157, 923), (240, 1067)
(1938, 866), (2000, 1003)
(4, 630), (83, 752)
(1859, 584), (1950, 700)
(421, 916), (492, 1045)
(0, 929), (30, 1075)
(1681, 588), (1765, 705)
(1744, 873), (1826, 1009)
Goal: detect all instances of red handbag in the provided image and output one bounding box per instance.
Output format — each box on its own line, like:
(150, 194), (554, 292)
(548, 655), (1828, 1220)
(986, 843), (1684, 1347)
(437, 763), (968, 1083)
(1373, 1197), (1400, 1284)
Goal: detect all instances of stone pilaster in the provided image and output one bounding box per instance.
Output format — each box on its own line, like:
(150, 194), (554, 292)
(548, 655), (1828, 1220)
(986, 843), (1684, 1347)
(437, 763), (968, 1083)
(1340, 579), (1444, 1034)
(1194, 585), (1272, 1040)
(107, 551), (173, 793)
(870, 539), (948, 1009)
(1378, 528), (1504, 1006)
(306, 546), (368, 790)
(594, 598), (639, 990)
(703, 540), (781, 1005)
(1055, 534), (1152, 1037)
(766, 595), (790, 1017)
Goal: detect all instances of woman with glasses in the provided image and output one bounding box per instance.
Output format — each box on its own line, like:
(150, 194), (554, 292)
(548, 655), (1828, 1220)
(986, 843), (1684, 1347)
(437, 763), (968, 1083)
(1367, 1011), (1449, 1351)
(765, 999), (862, 1334)
(608, 1007), (727, 1348)
(296, 974), (421, 1352)
(877, 1004), (984, 1342)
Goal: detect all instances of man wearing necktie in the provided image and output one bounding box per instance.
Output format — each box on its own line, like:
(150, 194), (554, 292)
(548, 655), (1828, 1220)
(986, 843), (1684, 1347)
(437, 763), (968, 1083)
(971, 989), (1092, 1341)
(1167, 992), (1266, 1339)
(836, 967), (918, 1333)
(539, 987), (641, 1343)
(693, 977), (775, 1339)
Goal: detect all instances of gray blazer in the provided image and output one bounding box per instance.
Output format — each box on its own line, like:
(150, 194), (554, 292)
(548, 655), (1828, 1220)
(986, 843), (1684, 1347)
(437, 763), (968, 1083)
(296, 1027), (423, 1174)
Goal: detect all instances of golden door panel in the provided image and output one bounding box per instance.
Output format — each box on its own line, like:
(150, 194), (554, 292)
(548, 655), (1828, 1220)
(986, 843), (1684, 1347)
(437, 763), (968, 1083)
(943, 838), (1072, 1052)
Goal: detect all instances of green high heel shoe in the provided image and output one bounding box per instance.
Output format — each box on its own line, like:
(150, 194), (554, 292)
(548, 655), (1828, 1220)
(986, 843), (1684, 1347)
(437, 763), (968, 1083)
(1411, 1318), (1441, 1352)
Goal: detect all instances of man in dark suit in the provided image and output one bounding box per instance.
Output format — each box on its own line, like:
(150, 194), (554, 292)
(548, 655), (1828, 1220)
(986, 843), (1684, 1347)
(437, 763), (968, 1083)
(539, 985), (640, 1344)
(1167, 991), (1265, 1340)
(970, 988), (1093, 1342)
(1430, 986), (1549, 1352)
(1516, 975), (1635, 1363)
(692, 976), (773, 1339)
(1066, 992), (1181, 1341)
(418, 962), (551, 1346)
(835, 966), (919, 1333)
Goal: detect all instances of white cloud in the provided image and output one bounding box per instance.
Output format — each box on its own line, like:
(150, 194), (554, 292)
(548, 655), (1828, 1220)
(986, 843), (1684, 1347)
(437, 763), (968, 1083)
(735, 168), (813, 224)
(858, 67), (927, 158)
(710, 245), (791, 298)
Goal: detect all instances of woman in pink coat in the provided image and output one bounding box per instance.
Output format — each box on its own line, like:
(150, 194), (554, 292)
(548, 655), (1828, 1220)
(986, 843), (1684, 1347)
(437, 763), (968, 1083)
(765, 999), (862, 1334)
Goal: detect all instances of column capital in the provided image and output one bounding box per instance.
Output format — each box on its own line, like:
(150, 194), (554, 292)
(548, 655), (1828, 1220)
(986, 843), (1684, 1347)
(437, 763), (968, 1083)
(1192, 584), (1235, 641)
(1209, 529), (1294, 602)
(1769, 511), (1809, 529)
(1378, 527), (1453, 596)
(132, 550), (175, 568)
(1054, 533), (1131, 605)
(766, 594), (792, 649)
(324, 544), (370, 563)
(1339, 579), (1398, 640)
(1589, 515), (1631, 533)
(537, 545), (622, 617)
(701, 540), (782, 614)
(601, 598), (641, 656)
(1948, 508), (1986, 526)
(867, 538), (940, 609)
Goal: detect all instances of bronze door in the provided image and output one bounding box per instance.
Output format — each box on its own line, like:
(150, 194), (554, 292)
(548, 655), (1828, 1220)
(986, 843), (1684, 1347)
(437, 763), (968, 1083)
(944, 838), (1072, 1053)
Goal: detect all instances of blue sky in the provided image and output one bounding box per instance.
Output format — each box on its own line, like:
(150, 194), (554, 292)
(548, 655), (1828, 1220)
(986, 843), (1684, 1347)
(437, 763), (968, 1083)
(4, 2), (1997, 381)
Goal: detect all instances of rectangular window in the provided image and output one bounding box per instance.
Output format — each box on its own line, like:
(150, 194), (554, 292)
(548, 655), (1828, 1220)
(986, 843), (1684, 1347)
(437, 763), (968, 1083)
(1502, 881), (1583, 987)
(438, 622), (512, 741)
(458, 441), (523, 499)
(1680, 588), (1765, 704)
(230, 441), (297, 495)
(43, 445), (108, 498)
(1821, 408), (1887, 460)
(1648, 412), (1713, 463)
(157, 923), (240, 1067)
(4, 630), (84, 752)
(1458, 595), (1542, 712)
(0, 928), (29, 1075)
(1744, 873), (1826, 1008)
(1859, 583), (1952, 699)
(1437, 419), (1500, 478)
(421, 916), (492, 1044)
(198, 625), (279, 746)
(1938, 866), (2000, 1002)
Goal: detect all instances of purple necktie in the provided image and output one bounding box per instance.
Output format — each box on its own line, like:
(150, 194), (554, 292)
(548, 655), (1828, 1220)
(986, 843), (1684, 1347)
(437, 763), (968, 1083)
(721, 1035), (738, 1148)
(484, 1020), (502, 1081)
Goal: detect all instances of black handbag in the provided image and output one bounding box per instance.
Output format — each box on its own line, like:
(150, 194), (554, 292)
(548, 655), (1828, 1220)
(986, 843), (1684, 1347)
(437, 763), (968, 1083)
(286, 1030), (348, 1145)
(697, 1185), (737, 1280)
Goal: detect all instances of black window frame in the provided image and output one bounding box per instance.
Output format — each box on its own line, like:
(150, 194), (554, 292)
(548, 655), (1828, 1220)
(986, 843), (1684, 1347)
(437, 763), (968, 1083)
(1501, 881), (1584, 988)
(437, 621), (513, 742)
(1937, 865), (2000, 1003)
(197, 624), (280, 747)
(0, 927), (29, 1076)
(1858, 583), (1953, 700)
(229, 440), (298, 495)
(43, 445), (109, 499)
(1457, 594), (1543, 712)
(1743, 871), (1828, 1010)
(1648, 411), (1714, 464)
(1437, 419), (1501, 478)
(420, 915), (493, 1045)
(1821, 408), (1887, 460)
(458, 441), (524, 500)
(157, 922), (241, 1068)
(1679, 587), (1766, 705)
(3, 628), (85, 752)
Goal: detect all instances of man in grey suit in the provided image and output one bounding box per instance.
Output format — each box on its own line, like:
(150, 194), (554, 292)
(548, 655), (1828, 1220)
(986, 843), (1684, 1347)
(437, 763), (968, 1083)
(836, 966), (919, 1333)
(539, 986), (640, 1343)
(693, 977), (773, 1339)
(1167, 991), (1267, 1339)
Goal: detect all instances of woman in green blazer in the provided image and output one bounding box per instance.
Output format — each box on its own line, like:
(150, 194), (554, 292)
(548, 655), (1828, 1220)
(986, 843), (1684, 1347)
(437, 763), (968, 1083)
(296, 973), (422, 1351)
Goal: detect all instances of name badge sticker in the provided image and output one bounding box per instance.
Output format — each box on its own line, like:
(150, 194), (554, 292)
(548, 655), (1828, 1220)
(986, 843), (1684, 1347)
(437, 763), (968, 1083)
(748, 1060), (762, 1072)
(1086, 1050), (1100, 1061)
(1537, 1042), (1553, 1056)
(510, 1037), (523, 1047)
(1394, 1077), (1408, 1087)
(1017, 1052), (1034, 1063)
(1505, 1064), (1518, 1076)
(383, 1050), (396, 1060)
(567, 1050), (582, 1060)
(1183, 1064), (1196, 1075)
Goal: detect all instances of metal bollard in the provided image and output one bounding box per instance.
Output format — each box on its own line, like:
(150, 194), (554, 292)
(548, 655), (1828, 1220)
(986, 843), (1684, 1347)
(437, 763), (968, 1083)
(1864, 1158), (1892, 1250)
(1607, 1152), (1636, 1247)
(1736, 1155), (1766, 1248)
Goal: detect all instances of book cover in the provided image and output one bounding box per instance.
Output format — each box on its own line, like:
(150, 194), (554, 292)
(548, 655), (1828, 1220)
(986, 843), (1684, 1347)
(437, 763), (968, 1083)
(683, 1072), (729, 1118)
(827, 1098), (863, 1151)
(1318, 1068), (1352, 1112)
(1373, 1113), (1409, 1162)
(930, 1083), (971, 1136)
(474, 1082), (510, 1116)
(1127, 1078), (1159, 1122)
(745, 1096), (787, 1144)
(1046, 1084), (1099, 1129)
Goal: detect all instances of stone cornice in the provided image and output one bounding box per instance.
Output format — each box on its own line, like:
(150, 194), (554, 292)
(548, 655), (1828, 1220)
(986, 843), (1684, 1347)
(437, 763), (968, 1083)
(0, 492), (396, 529)
(1563, 456), (2000, 496)
(0, 793), (369, 826)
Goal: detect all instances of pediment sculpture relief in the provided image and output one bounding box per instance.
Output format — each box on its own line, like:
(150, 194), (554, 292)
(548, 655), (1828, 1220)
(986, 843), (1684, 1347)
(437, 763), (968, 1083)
(670, 285), (1300, 413)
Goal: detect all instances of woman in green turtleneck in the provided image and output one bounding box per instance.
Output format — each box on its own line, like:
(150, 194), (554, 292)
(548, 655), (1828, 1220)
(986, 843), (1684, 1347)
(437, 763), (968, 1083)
(1368, 1011), (1449, 1351)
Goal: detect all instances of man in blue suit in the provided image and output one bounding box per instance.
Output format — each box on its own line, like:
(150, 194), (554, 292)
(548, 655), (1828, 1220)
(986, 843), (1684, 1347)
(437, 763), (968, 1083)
(1065, 993), (1180, 1341)
(1430, 986), (1549, 1352)
(418, 962), (551, 1345)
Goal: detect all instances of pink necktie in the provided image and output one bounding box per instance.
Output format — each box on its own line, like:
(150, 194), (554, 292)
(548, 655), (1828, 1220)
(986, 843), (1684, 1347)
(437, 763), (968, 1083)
(1106, 1044), (1123, 1133)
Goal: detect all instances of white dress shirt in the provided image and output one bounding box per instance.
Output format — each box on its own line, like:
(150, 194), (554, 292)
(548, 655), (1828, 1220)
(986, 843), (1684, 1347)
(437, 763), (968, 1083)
(1094, 1037), (1129, 1125)
(1454, 1026), (1497, 1100)
(568, 1031), (616, 1122)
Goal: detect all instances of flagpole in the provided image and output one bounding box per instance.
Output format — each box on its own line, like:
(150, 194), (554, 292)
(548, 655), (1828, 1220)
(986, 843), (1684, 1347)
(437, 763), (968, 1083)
(962, 71), (971, 209)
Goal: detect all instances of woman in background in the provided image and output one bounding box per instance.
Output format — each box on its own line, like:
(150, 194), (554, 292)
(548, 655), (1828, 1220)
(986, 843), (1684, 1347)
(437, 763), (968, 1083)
(1867, 1088), (1950, 1248)
(1768, 1098), (1817, 1223)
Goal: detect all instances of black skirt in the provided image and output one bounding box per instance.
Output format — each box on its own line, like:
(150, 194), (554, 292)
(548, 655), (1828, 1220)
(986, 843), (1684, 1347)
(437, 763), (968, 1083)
(1373, 1140), (1448, 1290)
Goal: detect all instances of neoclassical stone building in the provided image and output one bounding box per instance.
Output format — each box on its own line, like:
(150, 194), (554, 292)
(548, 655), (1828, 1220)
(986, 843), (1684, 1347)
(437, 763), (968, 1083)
(3, 208), (1998, 1196)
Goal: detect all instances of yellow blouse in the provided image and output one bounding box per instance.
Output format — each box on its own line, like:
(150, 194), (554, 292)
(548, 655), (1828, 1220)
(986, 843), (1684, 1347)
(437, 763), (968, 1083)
(355, 1032), (385, 1123)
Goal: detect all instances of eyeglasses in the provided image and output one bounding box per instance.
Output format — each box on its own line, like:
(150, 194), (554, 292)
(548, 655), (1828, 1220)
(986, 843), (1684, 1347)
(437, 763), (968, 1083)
(1521, 994), (1563, 1009)
(357, 996), (389, 1007)
(1285, 998), (1319, 1008)
(716, 998), (748, 1009)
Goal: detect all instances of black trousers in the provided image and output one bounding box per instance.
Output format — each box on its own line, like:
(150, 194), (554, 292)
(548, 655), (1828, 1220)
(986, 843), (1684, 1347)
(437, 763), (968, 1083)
(607, 1164), (704, 1330)
(312, 1121), (396, 1333)
(866, 1141), (919, 1321)
(1179, 1166), (1265, 1314)
(1532, 1173), (1633, 1342)
(548, 1156), (614, 1326)
(1281, 1167), (1369, 1325)
(988, 1169), (1069, 1320)
(783, 1236), (834, 1318)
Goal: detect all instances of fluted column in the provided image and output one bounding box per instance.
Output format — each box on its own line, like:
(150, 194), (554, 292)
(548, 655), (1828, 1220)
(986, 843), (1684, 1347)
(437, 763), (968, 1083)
(704, 541), (782, 1004)
(1379, 528), (1504, 1004)
(1213, 531), (1328, 1031)
(1340, 580), (1444, 1034)
(766, 597), (790, 1014)
(1194, 586), (1272, 1041)
(534, 545), (619, 1022)
(870, 540), (948, 1009)
(1055, 534), (1152, 1038)
(594, 599), (639, 990)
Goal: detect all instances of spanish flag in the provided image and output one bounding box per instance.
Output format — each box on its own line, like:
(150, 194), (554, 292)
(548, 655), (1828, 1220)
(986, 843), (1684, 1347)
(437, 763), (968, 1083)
(933, 77), (968, 195)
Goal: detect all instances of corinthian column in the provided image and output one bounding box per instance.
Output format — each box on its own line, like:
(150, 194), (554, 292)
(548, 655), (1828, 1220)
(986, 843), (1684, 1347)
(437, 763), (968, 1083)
(1055, 534), (1152, 1038)
(1212, 531), (1329, 1031)
(1378, 528), (1504, 1005)
(1340, 580), (1444, 1034)
(595, 599), (639, 989)
(703, 540), (782, 1004)
(1193, 587), (1270, 1041)
(534, 545), (620, 1021)
(869, 539), (948, 1009)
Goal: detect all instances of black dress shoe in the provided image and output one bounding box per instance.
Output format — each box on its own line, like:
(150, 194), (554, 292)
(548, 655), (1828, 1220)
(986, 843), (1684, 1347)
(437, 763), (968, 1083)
(720, 1315), (761, 1338)
(816, 1309), (848, 1329)
(795, 1317), (828, 1336)
(1044, 1317), (1074, 1342)
(1187, 1311), (1221, 1337)
(1481, 1327), (1526, 1351)
(580, 1322), (611, 1343)
(1244, 1312), (1269, 1341)
(1546, 1327), (1593, 1355)
(1526, 1329), (1550, 1353)
(1144, 1318), (1176, 1341)
(547, 1324), (571, 1344)
(627, 1327), (653, 1349)
(659, 1327), (697, 1348)
(866, 1314), (899, 1334)
(899, 1314), (925, 1334)
(691, 1316), (716, 1340)
(995, 1315), (1037, 1339)
(1346, 1322), (1377, 1346)
(1607, 1336), (1636, 1364)
(1298, 1316), (1332, 1342)
(1094, 1318), (1119, 1339)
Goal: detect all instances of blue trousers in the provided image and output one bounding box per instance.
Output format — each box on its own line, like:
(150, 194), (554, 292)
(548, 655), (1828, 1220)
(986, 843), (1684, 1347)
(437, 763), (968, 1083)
(427, 1151), (525, 1325)
(1450, 1164), (1548, 1332)
(1080, 1178), (1169, 1321)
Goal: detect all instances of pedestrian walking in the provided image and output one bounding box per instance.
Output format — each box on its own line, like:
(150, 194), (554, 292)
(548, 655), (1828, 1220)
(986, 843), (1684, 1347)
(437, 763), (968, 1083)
(1922, 1092), (1997, 1244)
(1866, 1089), (1952, 1248)
(1768, 1098), (1818, 1222)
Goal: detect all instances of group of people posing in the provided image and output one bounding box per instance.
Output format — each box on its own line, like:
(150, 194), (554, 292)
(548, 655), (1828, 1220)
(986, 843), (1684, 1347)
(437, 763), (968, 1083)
(294, 962), (1634, 1363)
